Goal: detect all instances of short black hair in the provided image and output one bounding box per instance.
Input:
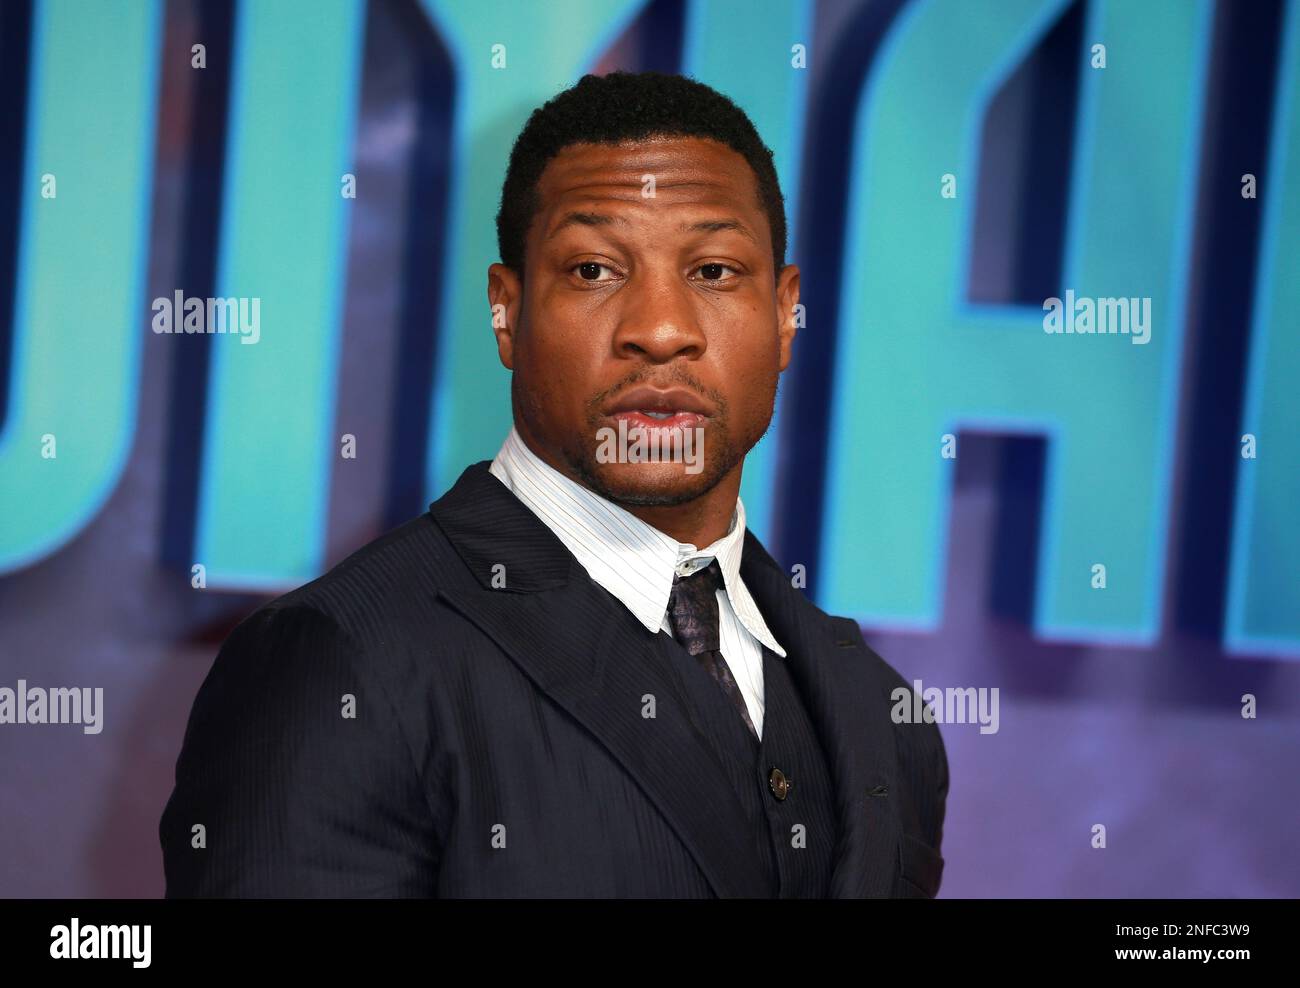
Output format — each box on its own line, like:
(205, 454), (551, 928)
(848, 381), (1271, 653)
(496, 71), (787, 279)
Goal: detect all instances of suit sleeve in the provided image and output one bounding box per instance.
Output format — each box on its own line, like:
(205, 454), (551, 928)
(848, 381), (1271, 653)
(931, 714), (950, 851)
(160, 604), (441, 896)
(899, 689), (949, 853)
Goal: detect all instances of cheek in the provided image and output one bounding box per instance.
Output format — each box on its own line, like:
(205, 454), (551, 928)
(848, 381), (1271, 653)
(516, 310), (603, 417)
(713, 323), (781, 425)
(714, 317), (782, 385)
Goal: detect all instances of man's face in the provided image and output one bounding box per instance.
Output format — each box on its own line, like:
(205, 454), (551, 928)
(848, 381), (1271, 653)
(488, 135), (799, 508)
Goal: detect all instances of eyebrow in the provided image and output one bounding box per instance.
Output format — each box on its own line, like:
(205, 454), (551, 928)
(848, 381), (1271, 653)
(544, 211), (757, 244)
(545, 212), (621, 241)
(685, 217), (757, 243)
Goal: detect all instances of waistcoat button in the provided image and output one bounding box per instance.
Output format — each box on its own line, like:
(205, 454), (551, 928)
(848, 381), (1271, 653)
(768, 767), (791, 800)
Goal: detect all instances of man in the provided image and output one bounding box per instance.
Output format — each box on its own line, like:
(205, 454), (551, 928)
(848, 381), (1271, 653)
(160, 70), (948, 898)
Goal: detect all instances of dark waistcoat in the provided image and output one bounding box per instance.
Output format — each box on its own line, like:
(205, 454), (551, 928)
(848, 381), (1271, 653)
(648, 631), (839, 898)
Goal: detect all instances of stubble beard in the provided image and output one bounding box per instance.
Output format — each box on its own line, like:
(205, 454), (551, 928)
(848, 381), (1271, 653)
(512, 372), (776, 509)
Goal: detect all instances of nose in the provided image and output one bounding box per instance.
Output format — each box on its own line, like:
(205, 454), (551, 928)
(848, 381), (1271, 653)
(611, 267), (706, 363)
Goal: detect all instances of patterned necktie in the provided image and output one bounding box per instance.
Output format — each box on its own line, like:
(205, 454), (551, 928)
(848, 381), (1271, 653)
(666, 560), (759, 740)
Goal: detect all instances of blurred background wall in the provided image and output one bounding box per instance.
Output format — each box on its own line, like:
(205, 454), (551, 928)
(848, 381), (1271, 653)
(0, 0), (1297, 896)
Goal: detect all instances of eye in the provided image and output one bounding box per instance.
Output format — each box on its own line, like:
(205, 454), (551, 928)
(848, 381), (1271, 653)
(691, 262), (739, 283)
(571, 261), (619, 283)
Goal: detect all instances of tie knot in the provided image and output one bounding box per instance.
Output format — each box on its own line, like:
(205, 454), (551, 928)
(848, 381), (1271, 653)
(666, 560), (724, 655)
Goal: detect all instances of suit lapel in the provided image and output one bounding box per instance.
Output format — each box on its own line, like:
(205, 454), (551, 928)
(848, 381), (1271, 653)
(740, 533), (903, 897)
(428, 463), (771, 898)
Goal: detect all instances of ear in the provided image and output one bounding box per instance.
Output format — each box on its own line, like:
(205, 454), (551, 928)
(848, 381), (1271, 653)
(775, 264), (800, 372)
(487, 263), (523, 369)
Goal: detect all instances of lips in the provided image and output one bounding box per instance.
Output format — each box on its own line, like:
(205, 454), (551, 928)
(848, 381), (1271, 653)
(605, 386), (712, 416)
(602, 386), (713, 431)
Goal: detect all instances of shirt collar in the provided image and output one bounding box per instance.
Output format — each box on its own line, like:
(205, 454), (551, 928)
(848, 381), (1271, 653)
(488, 426), (786, 657)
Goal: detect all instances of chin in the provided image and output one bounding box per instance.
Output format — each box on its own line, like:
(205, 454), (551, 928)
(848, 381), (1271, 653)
(579, 460), (727, 508)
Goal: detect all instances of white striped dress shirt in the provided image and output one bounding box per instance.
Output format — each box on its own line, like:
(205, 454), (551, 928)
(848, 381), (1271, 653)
(488, 426), (786, 739)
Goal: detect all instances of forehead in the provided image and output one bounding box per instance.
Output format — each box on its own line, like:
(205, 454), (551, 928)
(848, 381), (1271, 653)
(531, 136), (766, 227)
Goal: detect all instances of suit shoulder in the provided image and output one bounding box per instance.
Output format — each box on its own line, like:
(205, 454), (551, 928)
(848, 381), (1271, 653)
(241, 513), (469, 643)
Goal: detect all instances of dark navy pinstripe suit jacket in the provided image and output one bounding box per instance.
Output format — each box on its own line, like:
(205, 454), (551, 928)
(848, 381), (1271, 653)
(160, 461), (948, 897)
